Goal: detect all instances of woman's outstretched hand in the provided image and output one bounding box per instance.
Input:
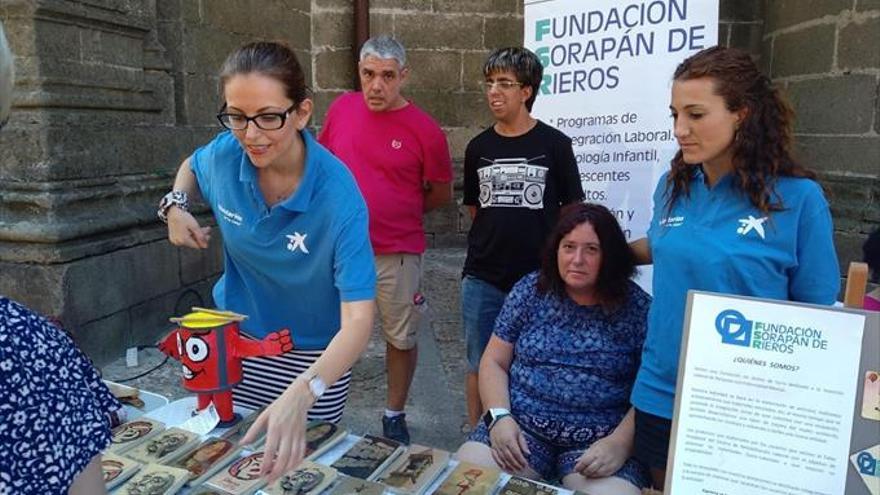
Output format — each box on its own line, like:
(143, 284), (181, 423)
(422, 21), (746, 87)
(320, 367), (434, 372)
(239, 381), (313, 483)
(167, 207), (211, 249)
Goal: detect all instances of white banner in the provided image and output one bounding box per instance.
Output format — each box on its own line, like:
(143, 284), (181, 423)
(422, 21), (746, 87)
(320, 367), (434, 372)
(523, 0), (719, 242)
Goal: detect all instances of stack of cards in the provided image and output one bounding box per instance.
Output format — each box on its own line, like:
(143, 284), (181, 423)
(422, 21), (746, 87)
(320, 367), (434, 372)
(124, 427), (201, 464)
(115, 463), (190, 494)
(204, 450), (268, 495)
(330, 434), (405, 481)
(107, 418), (166, 454)
(101, 452), (142, 491)
(260, 460), (338, 495)
(188, 487), (229, 495)
(304, 420), (348, 460)
(373, 445), (451, 494)
(325, 475), (385, 495)
(498, 476), (560, 495)
(168, 436), (241, 486)
(433, 461), (501, 495)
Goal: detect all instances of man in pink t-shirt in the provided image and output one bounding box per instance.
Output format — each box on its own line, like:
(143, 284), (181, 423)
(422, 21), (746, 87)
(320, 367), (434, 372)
(319, 35), (453, 444)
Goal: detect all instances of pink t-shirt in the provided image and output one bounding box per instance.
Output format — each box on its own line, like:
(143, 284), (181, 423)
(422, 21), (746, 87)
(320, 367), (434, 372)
(865, 293), (880, 311)
(319, 92), (452, 254)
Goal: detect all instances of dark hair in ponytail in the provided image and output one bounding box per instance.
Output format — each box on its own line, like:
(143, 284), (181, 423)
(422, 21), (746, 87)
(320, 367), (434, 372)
(219, 41), (309, 105)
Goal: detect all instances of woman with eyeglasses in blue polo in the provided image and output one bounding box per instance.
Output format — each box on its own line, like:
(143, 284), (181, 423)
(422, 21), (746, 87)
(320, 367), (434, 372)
(159, 41), (375, 483)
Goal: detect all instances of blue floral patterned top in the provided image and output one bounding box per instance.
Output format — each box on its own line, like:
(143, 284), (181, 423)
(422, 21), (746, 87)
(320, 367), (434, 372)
(495, 272), (650, 443)
(0, 297), (121, 494)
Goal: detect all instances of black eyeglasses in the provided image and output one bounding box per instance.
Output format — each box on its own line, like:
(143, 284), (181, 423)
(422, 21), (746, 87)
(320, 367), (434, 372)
(216, 103), (297, 131)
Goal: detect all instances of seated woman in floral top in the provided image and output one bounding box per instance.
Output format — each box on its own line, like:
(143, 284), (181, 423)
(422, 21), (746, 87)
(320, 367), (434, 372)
(456, 203), (650, 495)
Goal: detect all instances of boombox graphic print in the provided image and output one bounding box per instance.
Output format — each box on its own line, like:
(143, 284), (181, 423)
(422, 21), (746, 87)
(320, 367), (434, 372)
(477, 156), (548, 210)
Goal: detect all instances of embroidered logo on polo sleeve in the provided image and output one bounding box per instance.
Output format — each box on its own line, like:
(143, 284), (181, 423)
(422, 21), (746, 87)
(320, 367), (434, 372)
(736, 215), (768, 239)
(285, 232), (310, 254)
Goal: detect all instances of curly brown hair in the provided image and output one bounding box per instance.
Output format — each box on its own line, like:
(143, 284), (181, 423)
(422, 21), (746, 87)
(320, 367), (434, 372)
(666, 46), (817, 215)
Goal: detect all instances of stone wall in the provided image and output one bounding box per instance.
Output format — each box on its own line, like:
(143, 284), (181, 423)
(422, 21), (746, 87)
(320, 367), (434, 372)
(0, 0), (311, 365)
(760, 0), (879, 279)
(0, 0), (876, 365)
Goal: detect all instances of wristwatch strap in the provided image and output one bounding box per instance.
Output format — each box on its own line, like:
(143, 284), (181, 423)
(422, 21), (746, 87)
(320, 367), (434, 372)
(157, 190), (189, 223)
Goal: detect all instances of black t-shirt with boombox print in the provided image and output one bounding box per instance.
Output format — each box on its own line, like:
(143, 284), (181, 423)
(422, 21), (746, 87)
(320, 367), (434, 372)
(463, 120), (585, 292)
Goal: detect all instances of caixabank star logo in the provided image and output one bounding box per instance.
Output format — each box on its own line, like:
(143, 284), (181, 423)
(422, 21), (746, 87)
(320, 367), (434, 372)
(714, 308), (829, 355)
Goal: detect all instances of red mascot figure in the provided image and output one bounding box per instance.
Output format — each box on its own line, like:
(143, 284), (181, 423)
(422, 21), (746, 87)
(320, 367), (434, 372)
(158, 307), (293, 426)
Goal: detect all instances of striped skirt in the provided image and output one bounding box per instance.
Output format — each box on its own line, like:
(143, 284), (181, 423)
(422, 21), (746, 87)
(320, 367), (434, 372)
(232, 345), (351, 424)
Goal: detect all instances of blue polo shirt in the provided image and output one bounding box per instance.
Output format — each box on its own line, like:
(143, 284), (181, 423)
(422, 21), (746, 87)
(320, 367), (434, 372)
(631, 169), (839, 419)
(190, 130), (375, 349)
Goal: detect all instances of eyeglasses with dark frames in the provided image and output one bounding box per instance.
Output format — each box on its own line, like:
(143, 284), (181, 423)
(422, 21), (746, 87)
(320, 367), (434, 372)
(216, 103), (297, 131)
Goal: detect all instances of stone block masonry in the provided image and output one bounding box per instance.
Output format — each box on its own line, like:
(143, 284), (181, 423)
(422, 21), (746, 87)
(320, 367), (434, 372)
(761, 1), (880, 283)
(1, 0), (876, 363)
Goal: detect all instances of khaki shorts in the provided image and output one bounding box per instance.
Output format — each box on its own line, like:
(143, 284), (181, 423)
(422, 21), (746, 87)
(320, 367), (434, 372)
(375, 254), (425, 350)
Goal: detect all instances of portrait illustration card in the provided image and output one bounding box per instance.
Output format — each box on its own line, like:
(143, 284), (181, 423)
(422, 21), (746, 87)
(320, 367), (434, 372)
(101, 452), (142, 491)
(115, 462), (190, 495)
(205, 450), (268, 495)
(850, 444), (880, 495)
(108, 417), (166, 454)
(862, 371), (880, 421)
(168, 436), (240, 486)
(330, 434), (404, 481)
(324, 475), (385, 495)
(304, 420), (348, 460)
(124, 426), (201, 464)
(261, 460), (338, 495)
(433, 461), (501, 495)
(188, 487), (228, 495)
(498, 476), (559, 495)
(373, 444), (451, 494)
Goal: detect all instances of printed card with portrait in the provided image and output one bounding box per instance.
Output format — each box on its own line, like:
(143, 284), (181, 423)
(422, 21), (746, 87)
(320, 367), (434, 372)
(124, 426), (201, 465)
(373, 444), (451, 494)
(101, 452), (142, 491)
(167, 436), (241, 486)
(850, 444), (880, 495)
(324, 475), (385, 495)
(221, 406), (267, 448)
(108, 417), (166, 454)
(205, 450), (268, 495)
(115, 463), (190, 495)
(433, 461), (501, 495)
(304, 420), (348, 460)
(261, 460), (338, 495)
(862, 370), (880, 421)
(498, 476), (560, 495)
(188, 487), (228, 495)
(330, 434), (404, 481)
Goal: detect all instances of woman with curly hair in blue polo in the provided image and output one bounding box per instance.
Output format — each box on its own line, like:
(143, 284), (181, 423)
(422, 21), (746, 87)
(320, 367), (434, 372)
(628, 46), (840, 489)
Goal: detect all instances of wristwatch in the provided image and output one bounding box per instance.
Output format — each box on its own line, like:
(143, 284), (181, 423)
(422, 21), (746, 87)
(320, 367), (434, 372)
(305, 373), (327, 401)
(157, 190), (189, 223)
(482, 407), (511, 431)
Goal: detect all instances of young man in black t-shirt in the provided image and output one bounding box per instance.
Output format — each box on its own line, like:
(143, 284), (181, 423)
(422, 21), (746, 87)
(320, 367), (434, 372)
(461, 47), (585, 427)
